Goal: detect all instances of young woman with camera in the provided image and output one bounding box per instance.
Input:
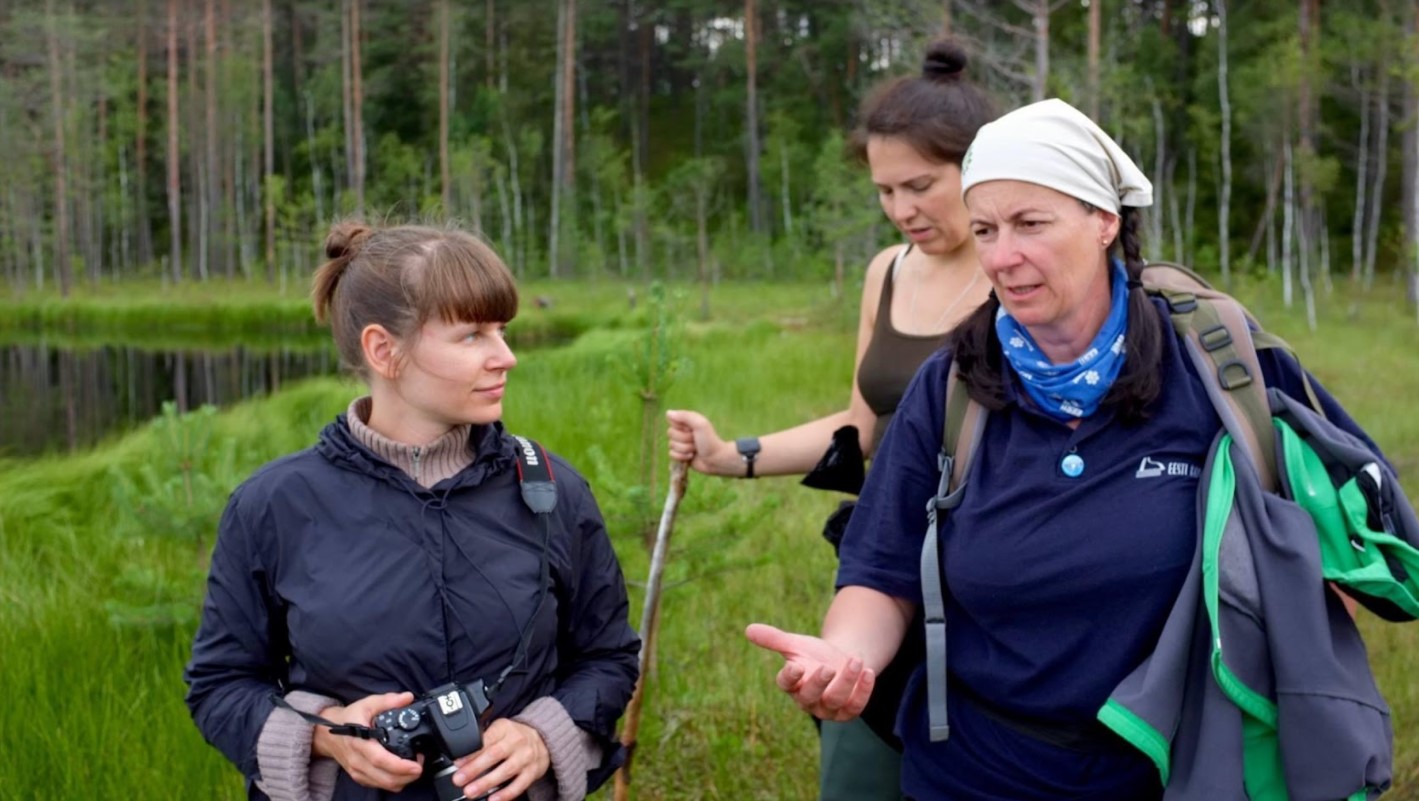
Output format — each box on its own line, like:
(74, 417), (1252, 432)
(184, 221), (640, 801)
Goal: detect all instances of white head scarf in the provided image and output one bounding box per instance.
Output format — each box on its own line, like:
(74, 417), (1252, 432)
(960, 98), (1152, 212)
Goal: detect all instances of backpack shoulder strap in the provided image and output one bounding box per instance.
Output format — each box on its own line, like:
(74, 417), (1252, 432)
(944, 362), (987, 491)
(921, 360), (988, 742)
(1155, 288), (1280, 491)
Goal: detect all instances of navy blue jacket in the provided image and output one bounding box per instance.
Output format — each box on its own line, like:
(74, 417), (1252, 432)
(185, 416), (640, 800)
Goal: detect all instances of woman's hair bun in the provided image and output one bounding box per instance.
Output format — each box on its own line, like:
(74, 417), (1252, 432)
(324, 221), (374, 261)
(922, 39), (969, 81)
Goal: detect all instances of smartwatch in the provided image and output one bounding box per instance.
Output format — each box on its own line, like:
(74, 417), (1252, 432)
(735, 437), (762, 479)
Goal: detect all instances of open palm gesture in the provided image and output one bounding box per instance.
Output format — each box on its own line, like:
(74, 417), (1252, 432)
(745, 623), (876, 722)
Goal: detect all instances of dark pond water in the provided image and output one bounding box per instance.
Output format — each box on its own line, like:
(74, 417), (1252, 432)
(0, 340), (341, 458)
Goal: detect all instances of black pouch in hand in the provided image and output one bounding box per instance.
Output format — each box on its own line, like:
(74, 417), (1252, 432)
(802, 426), (866, 554)
(800, 425), (865, 495)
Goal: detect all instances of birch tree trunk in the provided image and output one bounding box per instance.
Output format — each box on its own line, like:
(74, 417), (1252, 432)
(635, 14), (651, 277)
(1149, 85), (1166, 254)
(1216, 0), (1232, 284)
(166, 0), (182, 282)
(341, 0), (353, 205)
(549, 0), (566, 277)
(578, 65), (602, 265)
(745, 0), (763, 233)
(222, 0), (240, 278)
(136, 0), (155, 269)
(1405, 1), (1419, 313)
(186, 11), (205, 279)
(69, 21), (97, 284)
(1296, 0), (1318, 317)
(1087, 0), (1100, 119)
(90, 92), (105, 282)
(263, 0), (275, 283)
(45, 0), (73, 296)
(1351, 63), (1370, 284)
(561, 0), (577, 274)
(303, 89), (326, 231)
(1283, 139), (1295, 307)
(1032, 0), (1049, 102)
(204, 0), (224, 277)
(439, 0), (452, 212)
(1364, 23), (1391, 290)
(500, 112), (524, 274)
(351, 0), (365, 217)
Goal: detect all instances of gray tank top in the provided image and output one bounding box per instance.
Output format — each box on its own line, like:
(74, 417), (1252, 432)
(856, 246), (953, 451)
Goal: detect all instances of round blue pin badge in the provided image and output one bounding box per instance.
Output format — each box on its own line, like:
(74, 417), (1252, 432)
(1061, 453), (1085, 478)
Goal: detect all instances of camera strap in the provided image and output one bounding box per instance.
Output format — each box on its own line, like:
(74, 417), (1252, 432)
(490, 436), (557, 697)
(268, 695), (380, 740)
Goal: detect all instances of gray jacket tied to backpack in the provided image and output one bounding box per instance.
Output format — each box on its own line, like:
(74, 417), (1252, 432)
(1102, 388), (1419, 801)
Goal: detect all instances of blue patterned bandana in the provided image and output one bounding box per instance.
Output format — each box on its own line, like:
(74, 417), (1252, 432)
(995, 262), (1130, 422)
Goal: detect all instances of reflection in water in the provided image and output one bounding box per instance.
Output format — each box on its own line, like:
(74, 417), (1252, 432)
(0, 342), (339, 458)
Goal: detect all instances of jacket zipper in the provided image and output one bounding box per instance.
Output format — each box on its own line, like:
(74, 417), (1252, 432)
(411, 446), (423, 484)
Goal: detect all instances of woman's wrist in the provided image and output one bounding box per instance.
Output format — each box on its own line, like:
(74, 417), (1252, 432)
(700, 439), (739, 477)
(734, 437), (762, 479)
(310, 708), (339, 758)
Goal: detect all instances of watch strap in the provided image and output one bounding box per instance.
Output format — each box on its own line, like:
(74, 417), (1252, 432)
(735, 436), (762, 479)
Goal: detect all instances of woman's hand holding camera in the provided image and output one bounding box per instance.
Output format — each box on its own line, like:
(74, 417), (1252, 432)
(312, 692), (425, 792)
(451, 719), (550, 801)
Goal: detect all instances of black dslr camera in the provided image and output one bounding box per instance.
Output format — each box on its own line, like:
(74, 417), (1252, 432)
(372, 680), (496, 801)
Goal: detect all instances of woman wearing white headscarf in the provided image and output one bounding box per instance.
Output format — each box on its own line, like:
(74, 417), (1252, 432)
(744, 99), (1387, 799)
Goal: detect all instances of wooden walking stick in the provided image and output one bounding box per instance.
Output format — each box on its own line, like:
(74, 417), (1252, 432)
(613, 459), (690, 801)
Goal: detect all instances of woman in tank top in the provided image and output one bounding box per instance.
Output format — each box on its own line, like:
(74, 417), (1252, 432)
(666, 40), (997, 801)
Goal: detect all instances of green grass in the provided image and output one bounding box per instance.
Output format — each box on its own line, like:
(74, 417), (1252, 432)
(0, 276), (849, 354)
(2, 276), (1418, 799)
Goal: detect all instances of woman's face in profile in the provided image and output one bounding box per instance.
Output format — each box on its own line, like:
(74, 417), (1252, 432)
(391, 317), (518, 428)
(867, 135), (971, 258)
(964, 180), (1119, 347)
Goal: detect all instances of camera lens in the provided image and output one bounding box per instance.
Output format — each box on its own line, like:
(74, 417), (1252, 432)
(430, 757), (475, 801)
(397, 708), (422, 730)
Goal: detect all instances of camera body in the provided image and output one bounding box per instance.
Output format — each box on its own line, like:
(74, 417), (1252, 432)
(372, 680), (495, 801)
(373, 680), (493, 761)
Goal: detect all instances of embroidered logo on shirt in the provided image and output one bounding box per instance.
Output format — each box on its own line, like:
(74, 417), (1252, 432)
(1135, 456), (1200, 479)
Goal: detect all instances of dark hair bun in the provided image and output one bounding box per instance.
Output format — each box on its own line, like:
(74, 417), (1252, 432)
(324, 221), (374, 261)
(922, 39), (969, 81)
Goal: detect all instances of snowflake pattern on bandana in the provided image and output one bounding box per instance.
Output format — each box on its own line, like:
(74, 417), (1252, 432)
(995, 262), (1131, 422)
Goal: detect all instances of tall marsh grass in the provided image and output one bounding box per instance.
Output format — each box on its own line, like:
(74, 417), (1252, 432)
(2, 276), (1418, 799)
(0, 278), (698, 356)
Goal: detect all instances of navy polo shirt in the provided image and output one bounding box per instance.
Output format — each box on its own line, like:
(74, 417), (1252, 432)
(836, 300), (1376, 800)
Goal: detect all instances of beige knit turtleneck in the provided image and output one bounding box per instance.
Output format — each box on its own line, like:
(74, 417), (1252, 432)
(345, 397), (475, 488)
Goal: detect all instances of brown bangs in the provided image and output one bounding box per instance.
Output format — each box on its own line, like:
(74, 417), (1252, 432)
(406, 230), (519, 326)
